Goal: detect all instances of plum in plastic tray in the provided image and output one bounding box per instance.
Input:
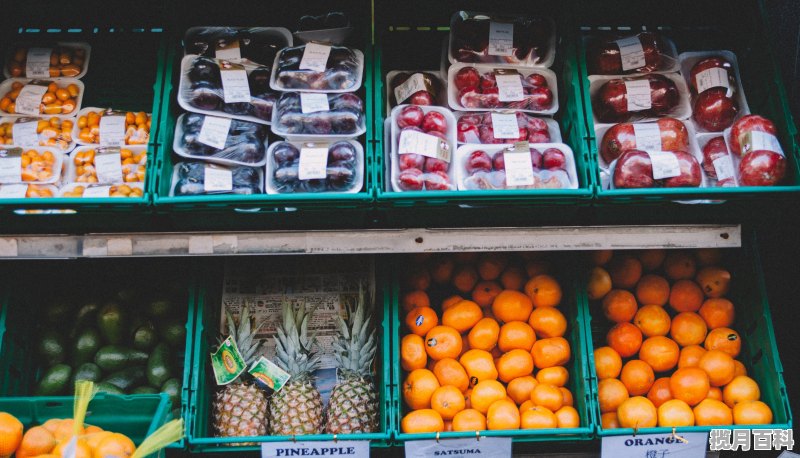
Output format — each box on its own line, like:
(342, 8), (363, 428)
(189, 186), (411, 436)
(447, 63), (558, 115)
(455, 111), (561, 144)
(169, 161), (264, 196)
(173, 112), (269, 167)
(270, 92), (365, 139)
(269, 45), (364, 93)
(183, 27), (292, 67)
(266, 140), (363, 194)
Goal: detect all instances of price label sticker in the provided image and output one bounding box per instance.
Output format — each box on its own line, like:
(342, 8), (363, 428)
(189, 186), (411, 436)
(491, 112), (520, 139)
(95, 152), (123, 183)
(695, 67), (731, 95)
(99, 115), (126, 146)
(299, 42), (332, 72)
(12, 121), (39, 147)
(615, 36), (646, 71)
(0, 156), (22, 182)
(394, 73), (428, 104)
(215, 39), (242, 61)
(15, 84), (47, 116)
(298, 146), (329, 180)
(398, 130), (450, 162)
(300, 93), (330, 114)
(25, 48), (52, 78)
(601, 432), (708, 458)
(742, 130), (784, 156)
(83, 185), (111, 197)
(405, 437), (512, 458)
(0, 184), (28, 198)
(505, 150), (535, 186)
(647, 150), (681, 179)
(496, 72), (524, 102)
(632, 123), (662, 151)
(198, 115), (232, 149)
(712, 155), (736, 181)
(489, 21), (514, 56)
(625, 79), (652, 112)
(204, 165), (233, 192)
(220, 62), (251, 103)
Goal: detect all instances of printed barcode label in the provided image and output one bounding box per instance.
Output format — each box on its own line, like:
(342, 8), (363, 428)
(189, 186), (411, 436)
(95, 152), (123, 183)
(398, 130), (450, 162)
(0, 156), (22, 182)
(204, 166), (233, 192)
(647, 150), (681, 179)
(299, 43), (332, 72)
(25, 48), (52, 78)
(496, 73), (524, 102)
(695, 67), (731, 95)
(99, 116), (126, 146)
(615, 36), (646, 71)
(394, 73), (428, 104)
(491, 113), (520, 139)
(298, 146), (329, 180)
(12, 121), (39, 147)
(489, 22), (514, 56)
(15, 84), (47, 116)
(198, 116), (232, 149)
(300, 93), (330, 114)
(624, 79), (652, 112)
(220, 63), (251, 103)
(505, 150), (535, 186)
(712, 155), (735, 181)
(632, 123), (662, 151)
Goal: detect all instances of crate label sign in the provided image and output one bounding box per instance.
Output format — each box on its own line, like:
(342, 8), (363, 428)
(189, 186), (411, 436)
(491, 112), (520, 139)
(215, 40), (242, 61)
(495, 72), (524, 102)
(299, 43), (332, 72)
(220, 62), (251, 103)
(0, 156), (22, 182)
(647, 150), (681, 180)
(204, 165), (233, 192)
(211, 335), (246, 384)
(25, 48), (52, 78)
(262, 441), (369, 458)
(601, 432), (708, 458)
(405, 437), (512, 458)
(695, 67), (731, 96)
(95, 152), (123, 183)
(742, 131), (784, 157)
(299, 146), (329, 180)
(398, 129), (450, 162)
(394, 73), (429, 104)
(489, 21), (514, 56)
(505, 150), (535, 186)
(12, 121), (39, 147)
(615, 35), (646, 71)
(713, 155), (736, 181)
(83, 185), (111, 198)
(15, 84), (48, 116)
(300, 92), (331, 114)
(632, 122), (662, 152)
(0, 184), (27, 198)
(624, 79), (652, 112)
(99, 115), (126, 146)
(198, 115), (232, 149)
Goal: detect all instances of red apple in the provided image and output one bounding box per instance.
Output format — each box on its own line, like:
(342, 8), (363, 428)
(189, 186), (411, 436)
(459, 114), (483, 125)
(398, 168), (423, 190)
(526, 87), (554, 111)
(396, 105), (424, 129)
(588, 32), (666, 75)
(399, 153), (425, 171)
(594, 75), (678, 123)
(663, 151), (702, 188)
(522, 114), (548, 131)
(457, 122), (480, 143)
(543, 148), (567, 170)
(424, 157), (449, 173)
(422, 111), (448, 134)
(525, 73), (548, 88)
(689, 57), (734, 94)
(729, 114), (779, 156)
(466, 150), (492, 174)
(613, 150), (656, 188)
(693, 88), (738, 132)
(599, 117), (688, 164)
(480, 72), (497, 90)
(492, 152), (505, 171)
(739, 150), (786, 186)
(527, 130), (550, 143)
(459, 87), (483, 109)
(530, 148), (544, 169)
(409, 91), (435, 106)
(454, 67), (481, 91)
(701, 136), (730, 179)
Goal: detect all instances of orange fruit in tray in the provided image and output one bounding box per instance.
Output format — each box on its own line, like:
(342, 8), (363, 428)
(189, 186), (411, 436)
(657, 399), (695, 427)
(431, 386), (466, 420)
(52, 438), (91, 458)
(602, 290), (638, 323)
(93, 433), (135, 458)
(637, 249), (666, 272)
(507, 376), (538, 405)
(470, 380), (507, 414)
(460, 349), (498, 385)
(647, 377), (673, 408)
(698, 298), (735, 329)
(670, 367), (710, 407)
(406, 306), (438, 336)
(472, 281), (502, 307)
(639, 336), (680, 373)
(601, 412), (620, 429)
(531, 337), (570, 369)
(402, 290), (430, 312)
(636, 274), (670, 306)
(521, 406), (557, 429)
(528, 307), (567, 338)
(425, 326), (462, 360)
(606, 322), (643, 358)
(620, 360), (655, 396)
(519, 400), (535, 413)
(733, 400), (773, 425)
(664, 251), (697, 280)
(524, 275), (562, 308)
(707, 387), (723, 401)
(633, 305), (671, 337)
(670, 312), (708, 347)
(695, 267), (731, 298)
(405, 270), (431, 291)
(467, 317), (500, 351)
(560, 387), (574, 407)
(704, 327), (741, 357)
(525, 259), (552, 278)
(442, 300), (483, 333)
(433, 358), (469, 393)
(497, 349), (534, 383)
(430, 256), (455, 284)
(401, 334), (427, 371)
(696, 248), (723, 267)
(607, 255), (642, 289)
(587, 267), (612, 301)
(617, 396), (657, 429)
(442, 295), (464, 311)
(500, 266), (526, 291)
(492, 290), (533, 323)
(598, 378), (629, 413)
(18, 426), (57, 458)
(498, 321), (536, 352)
(402, 409), (444, 433)
(693, 399), (732, 426)
(0, 412), (22, 457)
(723, 376), (760, 408)
(698, 350), (735, 387)
(591, 250), (613, 266)
(452, 409), (486, 432)
(733, 360), (747, 377)
(555, 406), (580, 428)
(531, 383), (563, 412)
(678, 345), (707, 369)
(403, 369), (440, 410)
(594, 346), (623, 380)
(669, 280), (705, 313)
(486, 399), (520, 430)
(452, 265), (479, 294)
(536, 366), (569, 387)
(478, 254), (508, 281)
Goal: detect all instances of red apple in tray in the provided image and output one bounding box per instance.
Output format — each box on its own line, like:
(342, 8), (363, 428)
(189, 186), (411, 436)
(599, 117), (689, 164)
(613, 149), (701, 189)
(593, 74), (681, 123)
(587, 32), (673, 75)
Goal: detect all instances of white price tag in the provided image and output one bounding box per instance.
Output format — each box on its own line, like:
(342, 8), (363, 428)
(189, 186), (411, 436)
(220, 65), (251, 103)
(625, 79), (652, 112)
(405, 437), (512, 458)
(695, 67), (731, 95)
(198, 116), (232, 149)
(491, 113), (520, 139)
(0, 156), (22, 182)
(647, 150), (681, 179)
(398, 130), (449, 162)
(83, 185), (111, 197)
(204, 165), (233, 192)
(262, 441), (369, 458)
(215, 40), (242, 61)
(15, 84), (47, 116)
(632, 123), (662, 151)
(394, 73), (428, 104)
(12, 121), (39, 147)
(489, 21), (514, 56)
(742, 130), (784, 156)
(0, 184), (28, 198)
(298, 146), (329, 180)
(601, 432), (708, 458)
(712, 155), (736, 181)
(99, 115), (126, 146)
(300, 93), (330, 114)
(95, 152), (123, 183)
(505, 150), (535, 186)
(25, 48), (52, 78)
(299, 43), (332, 72)
(496, 73), (524, 102)
(615, 36), (646, 71)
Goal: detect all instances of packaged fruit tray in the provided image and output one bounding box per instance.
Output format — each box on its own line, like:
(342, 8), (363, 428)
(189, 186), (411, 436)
(4, 42), (91, 79)
(581, 244), (791, 436)
(0, 116), (76, 152)
(73, 107), (152, 146)
(393, 252), (594, 442)
(0, 78), (84, 119)
(0, 146), (63, 185)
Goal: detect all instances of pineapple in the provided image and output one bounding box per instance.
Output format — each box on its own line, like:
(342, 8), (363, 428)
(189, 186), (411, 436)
(325, 289), (380, 434)
(267, 301), (324, 435)
(212, 305), (269, 438)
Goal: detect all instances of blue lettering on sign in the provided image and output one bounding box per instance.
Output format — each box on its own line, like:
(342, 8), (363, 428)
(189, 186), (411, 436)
(433, 450), (482, 455)
(624, 436), (684, 447)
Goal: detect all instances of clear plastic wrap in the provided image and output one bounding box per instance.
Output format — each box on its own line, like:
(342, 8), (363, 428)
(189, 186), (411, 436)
(596, 117), (691, 165)
(66, 145), (147, 184)
(5, 42), (91, 79)
(0, 147), (62, 184)
(177, 55), (278, 124)
(698, 134), (738, 187)
(679, 51), (750, 133)
(448, 11), (556, 67)
(0, 116), (75, 151)
(585, 32), (678, 75)
(59, 182), (144, 198)
(724, 115), (787, 186)
(589, 73), (690, 124)
(385, 71), (446, 113)
(0, 183), (58, 198)
(455, 111), (561, 144)
(390, 105), (457, 192)
(183, 27), (292, 67)
(74, 108), (151, 146)
(270, 92), (365, 139)
(447, 63), (558, 114)
(173, 113), (269, 166)
(266, 140), (363, 194)
(170, 161), (263, 196)
(269, 45), (364, 93)
(0, 78), (83, 118)
(608, 149), (706, 190)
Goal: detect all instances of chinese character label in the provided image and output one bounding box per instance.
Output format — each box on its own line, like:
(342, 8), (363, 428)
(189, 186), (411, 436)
(625, 79), (653, 111)
(615, 36), (646, 71)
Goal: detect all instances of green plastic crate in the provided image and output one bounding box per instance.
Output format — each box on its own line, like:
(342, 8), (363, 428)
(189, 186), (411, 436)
(187, 258), (393, 452)
(574, 0), (800, 203)
(581, 240), (792, 436)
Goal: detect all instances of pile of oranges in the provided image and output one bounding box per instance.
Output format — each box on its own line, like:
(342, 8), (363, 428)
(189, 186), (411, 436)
(72, 148), (147, 183)
(0, 118), (74, 150)
(399, 253), (580, 434)
(0, 81), (80, 116)
(76, 110), (151, 145)
(18, 149), (57, 182)
(588, 248), (773, 429)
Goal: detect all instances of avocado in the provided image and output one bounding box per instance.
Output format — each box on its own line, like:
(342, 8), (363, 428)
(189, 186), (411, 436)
(94, 346), (146, 372)
(147, 299), (175, 319)
(35, 364), (72, 395)
(72, 302), (100, 336)
(103, 366), (145, 392)
(44, 300), (72, 326)
(95, 382), (124, 395)
(132, 322), (158, 352)
(97, 303), (126, 345)
(38, 330), (66, 366)
(131, 386), (158, 395)
(72, 328), (102, 366)
(72, 362), (103, 384)
(159, 321), (186, 348)
(161, 377), (182, 409)
(146, 343), (172, 387)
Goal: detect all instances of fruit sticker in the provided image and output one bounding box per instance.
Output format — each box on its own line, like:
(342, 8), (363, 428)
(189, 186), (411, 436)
(615, 36), (646, 72)
(494, 70), (524, 102)
(197, 115), (232, 149)
(15, 83), (48, 116)
(298, 145), (329, 180)
(695, 67), (732, 96)
(742, 131), (784, 157)
(300, 92), (330, 114)
(632, 123), (662, 152)
(646, 151), (681, 180)
(624, 80), (652, 112)
(24, 48), (52, 78)
(489, 22), (514, 56)
(712, 156), (736, 182)
(504, 144), (535, 186)
(11, 120), (38, 147)
(211, 335), (247, 385)
(491, 113), (520, 139)
(219, 61), (250, 104)
(248, 356), (291, 392)
(299, 42), (332, 73)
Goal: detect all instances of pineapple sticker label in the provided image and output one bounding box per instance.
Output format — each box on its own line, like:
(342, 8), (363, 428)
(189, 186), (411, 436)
(249, 356), (291, 392)
(211, 336), (247, 385)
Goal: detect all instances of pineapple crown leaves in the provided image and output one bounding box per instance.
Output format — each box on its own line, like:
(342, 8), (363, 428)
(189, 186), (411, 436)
(274, 300), (322, 379)
(218, 304), (267, 366)
(332, 286), (377, 377)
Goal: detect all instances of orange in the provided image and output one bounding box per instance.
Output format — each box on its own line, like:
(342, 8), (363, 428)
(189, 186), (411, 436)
(452, 409), (487, 432)
(85, 431), (113, 450)
(530, 383), (563, 412)
(470, 380), (507, 414)
(431, 386), (467, 420)
(524, 275), (562, 308)
(402, 290), (431, 312)
(696, 248), (723, 266)
(497, 349), (534, 383)
(693, 399), (732, 426)
(403, 369), (441, 410)
(560, 387), (574, 407)
(639, 336), (680, 372)
(657, 399), (694, 427)
(41, 419), (60, 433)
(531, 337), (571, 369)
(467, 318), (500, 351)
(633, 305), (671, 337)
(554, 406), (580, 428)
(638, 249), (666, 271)
(53, 419), (83, 442)
(519, 400), (536, 413)
(472, 281), (503, 307)
(486, 399), (520, 430)
(647, 377), (673, 408)
(93, 433), (135, 458)
(507, 376), (538, 405)
(401, 409), (444, 433)
(0, 412), (22, 457)
(733, 360), (747, 377)
(442, 300), (483, 333)
(536, 366), (569, 387)
(405, 270), (431, 291)
(601, 412), (620, 429)
(406, 306), (438, 336)
(454, 253), (479, 263)
(598, 378), (629, 413)
(401, 334), (428, 371)
(722, 376), (760, 408)
(520, 406), (557, 429)
(593, 346), (623, 380)
(460, 349), (498, 386)
(670, 368), (710, 406)
(620, 360), (655, 396)
(733, 400), (773, 425)
(498, 321), (536, 352)
(527, 307), (567, 338)
(492, 290), (534, 323)
(695, 267), (731, 298)
(602, 290), (638, 323)
(591, 250), (613, 265)
(425, 326), (463, 360)
(430, 256), (455, 284)
(670, 312), (708, 347)
(442, 295), (464, 311)
(668, 280), (705, 313)
(433, 358), (469, 392)
(698, 350), (735, 387)
(478, 254), (509, 281)
(500, 266), (527, 291)
(606, 322), (643, 358)
(704, 327), (741, 357)
(677, 345), (706, 369)
(635, 275), (670, 306)
(452, 265), (479, 294)
(698, 298), (735, 329)
(587, 267), (613, 301)
(525, 259), (552, 278)
(617, 396), (658, 428)
(608, 255), (643, 289)
(663, 251), (697, 280)
(52, 439), (91, 458)
(707, 387), (723, 401)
